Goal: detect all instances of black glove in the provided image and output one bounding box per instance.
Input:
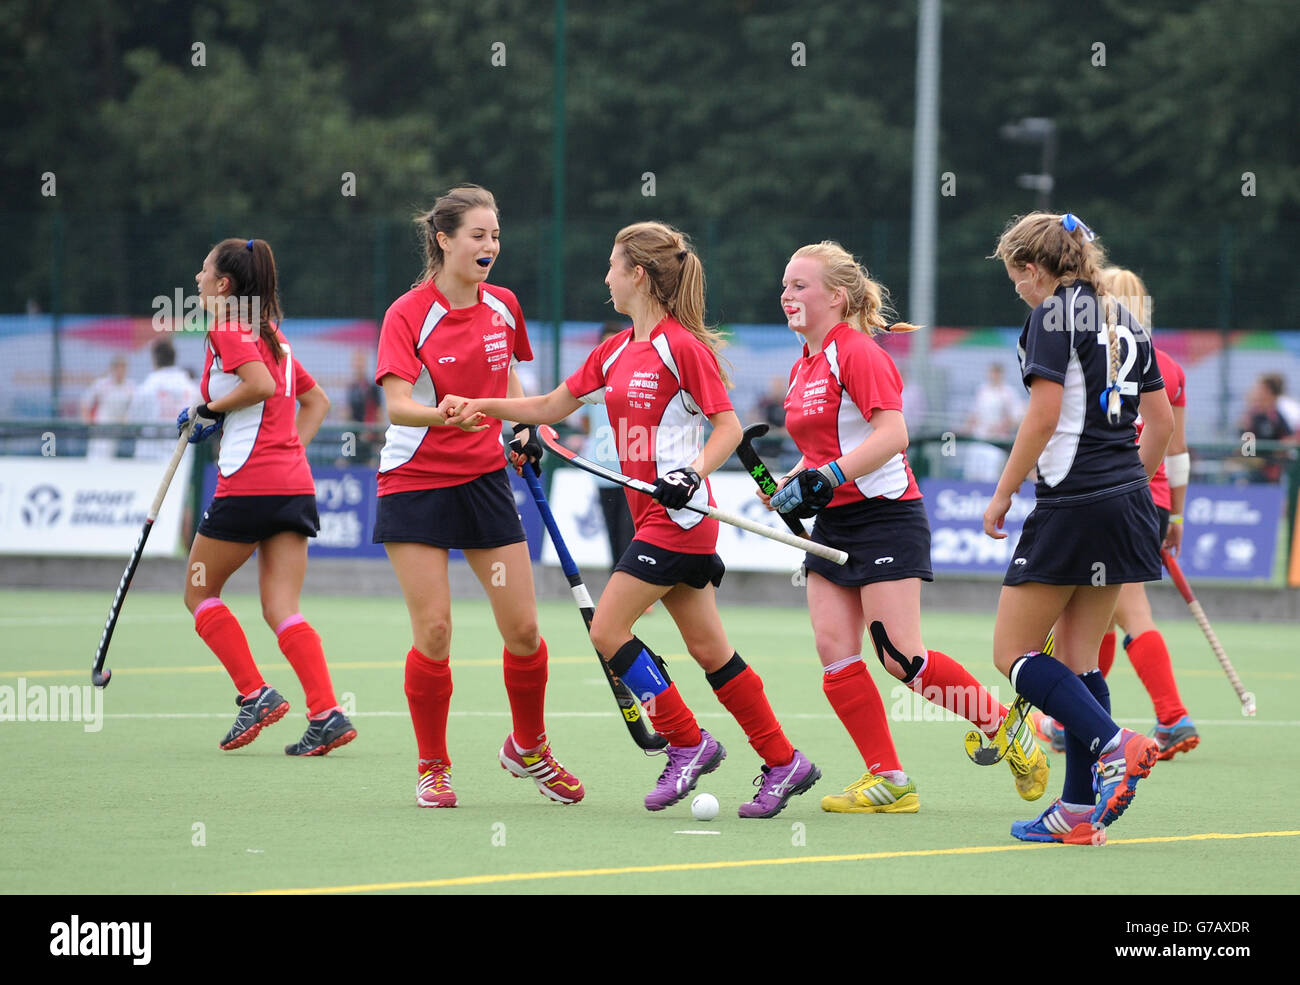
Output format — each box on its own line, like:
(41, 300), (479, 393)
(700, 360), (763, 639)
(509, 423), (543, 472)
(652, 467), (702, 510)
(770, 464), (842, 518)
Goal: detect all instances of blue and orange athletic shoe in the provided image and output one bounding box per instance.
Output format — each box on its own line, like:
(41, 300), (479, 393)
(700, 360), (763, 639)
(1030, 711), (1067, 753)
(1011, 799), (1104, 845)
(1091, 728), (1159, 829)
(1152, 715), (1200, 761)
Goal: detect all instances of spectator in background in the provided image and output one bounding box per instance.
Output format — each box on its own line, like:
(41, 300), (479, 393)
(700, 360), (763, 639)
(343, 348), (384, 466)
(81, 354), (134, 459)
(754, 374), (794, 468)
(129, 338), (201, 459)
(963, 362), (1024, 482)
(1263, 373), (1300, 433)
(1239, 373), (1295, 483)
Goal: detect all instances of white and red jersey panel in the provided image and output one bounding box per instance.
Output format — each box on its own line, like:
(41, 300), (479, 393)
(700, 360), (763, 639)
(783, 322), (920, 507)
(566, 317), (733, 553)
(1142, 347), (1186, 511)
(375, 281), (532, 494)
(202, 322), (316, 497)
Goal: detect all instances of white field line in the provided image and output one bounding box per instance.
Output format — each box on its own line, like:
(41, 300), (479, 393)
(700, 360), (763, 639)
(89, 710), (1300, 726)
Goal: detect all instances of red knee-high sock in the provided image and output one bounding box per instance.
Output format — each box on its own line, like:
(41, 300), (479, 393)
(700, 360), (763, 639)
(275, 615), (338, 718)
(646, 684), (702, 748)
(822, 660), (901, 774)
(405, 647), (452, 767)
(1125, 630), (1188, 724)
(1097, 631), (1117, 677)
(194, 599), (263, 697)
(713, 666), (794, 767)
(504, 638), (549, 751)
(913, 650), (1006, 736)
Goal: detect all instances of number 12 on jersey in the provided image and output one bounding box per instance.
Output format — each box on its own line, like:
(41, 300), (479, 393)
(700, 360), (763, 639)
(1097, 323), (1137, 396)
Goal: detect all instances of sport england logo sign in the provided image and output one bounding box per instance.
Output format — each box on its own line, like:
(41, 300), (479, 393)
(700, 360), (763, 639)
(21, 484), (61, 526)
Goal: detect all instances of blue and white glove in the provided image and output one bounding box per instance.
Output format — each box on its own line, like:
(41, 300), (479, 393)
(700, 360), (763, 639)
(177, 403), (225, 444)
(771, 462), (845, 518)
(651, 467), (702, 510)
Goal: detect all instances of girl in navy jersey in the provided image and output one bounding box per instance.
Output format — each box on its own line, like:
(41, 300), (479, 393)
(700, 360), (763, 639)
(1035, 267), (1198, 758)
(444, 222), (820, 818)
(181, 237), (356, 756)
(374, 185), (583, 809)
(763, 242), (1048, 814)
(988, 214), (1173, 844)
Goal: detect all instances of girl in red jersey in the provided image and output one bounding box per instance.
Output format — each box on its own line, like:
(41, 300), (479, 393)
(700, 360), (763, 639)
(1035, 266), (1198, 758)
(181, 238), (356, 756)
(444, 222), (820, 818)
(763, 241), (1048, 813)
(374, 185), (583, 809)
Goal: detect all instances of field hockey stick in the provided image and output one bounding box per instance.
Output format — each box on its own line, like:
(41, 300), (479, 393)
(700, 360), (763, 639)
(963, 630), (1056, 765)
(536, 425), (848, 565)
(1162, 548), (1256, 716)
(91, 425), (193, 687)
(520, 462), (667, 754)
(734, 422), (809, 538)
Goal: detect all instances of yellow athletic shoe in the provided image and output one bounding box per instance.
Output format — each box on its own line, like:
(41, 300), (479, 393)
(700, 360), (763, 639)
(820, 772), (919, 813)
(1006, 720), (1049, 801)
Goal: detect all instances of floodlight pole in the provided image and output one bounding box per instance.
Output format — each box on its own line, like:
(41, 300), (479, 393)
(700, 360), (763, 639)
(908, 0), (941, 409)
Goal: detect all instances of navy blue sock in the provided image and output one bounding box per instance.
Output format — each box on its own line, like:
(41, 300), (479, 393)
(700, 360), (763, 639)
(1062, 670), (1112, 804)
(1011, 652), (1118, 759)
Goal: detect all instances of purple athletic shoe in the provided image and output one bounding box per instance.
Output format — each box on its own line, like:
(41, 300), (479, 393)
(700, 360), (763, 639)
(738, 749), (821, 819)
(644, 729), (725, 811)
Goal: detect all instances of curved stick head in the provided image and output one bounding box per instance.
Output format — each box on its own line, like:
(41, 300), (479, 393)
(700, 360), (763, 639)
(1241, 692), (1257, 717)
(741, 422), (769, 443)
(91, 667), (112, 688)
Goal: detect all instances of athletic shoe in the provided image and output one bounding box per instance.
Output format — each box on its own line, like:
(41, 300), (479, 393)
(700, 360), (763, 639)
(1091, 728), (1159, 829)
(737, 749), (821, 819)
(499, 735), (585, 804)
(416, 763), (457, 808)
(820, 772), (919, 813)
(219, 686), (289, 750)
(1152, 715), (1200, 761)
(1011, 799), (1105, 845)
(1031, 712), (1068, 753)
(644, 729), (725, 811)
(283, 710), (357, 756)
(1006, 719), (1050, 801)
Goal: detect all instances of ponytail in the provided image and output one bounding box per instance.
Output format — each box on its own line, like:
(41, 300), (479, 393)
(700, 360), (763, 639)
(615, 222), (732, 387)
(212, 237), (285, 362)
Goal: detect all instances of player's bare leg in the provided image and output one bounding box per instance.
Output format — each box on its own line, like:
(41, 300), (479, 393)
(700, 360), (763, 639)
(259, 532), (352, 754)
(465, 542), (583, 804)
(662, 583), (818, 816)
(184, 534), (289, 750)
(807, 574), (914, 813)
(386, 543), (458, 805)
(1114, 583), (1197, 757)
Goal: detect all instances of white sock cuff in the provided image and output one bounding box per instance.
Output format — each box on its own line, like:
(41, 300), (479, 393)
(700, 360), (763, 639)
(823, 655), (863, 676)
